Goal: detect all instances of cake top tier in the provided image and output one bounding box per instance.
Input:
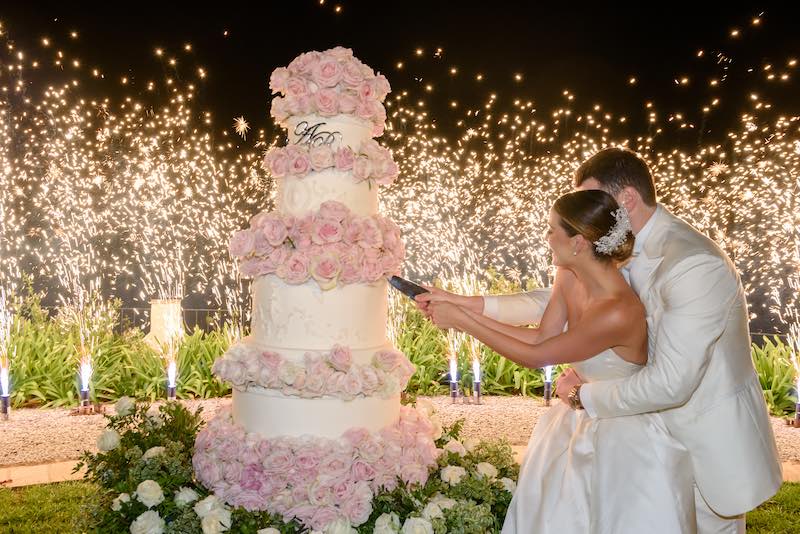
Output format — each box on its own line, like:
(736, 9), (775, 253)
(269, 47), (390, 138)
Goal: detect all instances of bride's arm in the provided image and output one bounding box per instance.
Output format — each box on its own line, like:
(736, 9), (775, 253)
(451, 299), (638, 369)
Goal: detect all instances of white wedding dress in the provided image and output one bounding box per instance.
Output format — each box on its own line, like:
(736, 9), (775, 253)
(502, 348), (697, 533)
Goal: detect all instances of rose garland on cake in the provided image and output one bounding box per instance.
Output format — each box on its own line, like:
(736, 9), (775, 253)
(268, 47), (390, 137)
(212, 343), (416, 400)
(261, 138), (399, 186)
(228, 200), (404, 289)
(193, 405), (441, 530)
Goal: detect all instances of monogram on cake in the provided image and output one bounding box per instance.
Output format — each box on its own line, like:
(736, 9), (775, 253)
(194, 47), (441, 531)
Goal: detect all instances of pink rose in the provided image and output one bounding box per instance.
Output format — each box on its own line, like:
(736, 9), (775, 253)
(357, 81), (374, 100)
(371, 74), (391, 100)
(265, 148), (291, 178)
(289, 151), (311, 176)
(357, 437), (385, 463)
(310, 253), (342, 290)
(231, 489), (265, 512)
(375, 157), (399, 185)
(357, 365), (381, 394)
(327, 46), (354, 61)
(277, 251), (310, 284)
(350, 459), (376, 482)
(268, 245), (291, 269)
(352, 156), (373, 182)
(240, 463), (264, 491)
(287, 51), (319, 75)
(310, 506), (340, 531)
(343, 369), (364, 397)
(303, 372), (327, 396)
(339, 248), (364, 285)
(224, 461), (244, 483)
(342, 60), (365, 87)
(288, 214), (314, 250)
(285, 76), (309, 98)
(314, 88), (339, 117)
(400, 463), (429, 487)
(342, 218), (363, 245)
(295, 445), (323, 471)
(326, 372), (348, 396)
(334, 147), (356, 171)
(312, 57), (343, 88)
(343, 427), (370, 448)
(262, 450), (295, 474)
(343, 481), (373, 525)
(269, 67), (290, 94)
(318, 450), (352, 480)
(309, 145), (334, 171)
(229, 229), (255, 257)
(270, 97), (290, 122)
(371, 471), (398, 492)
(238, 257), (273, 277)
(338, 92), (359, 114)
(260, 213), (289, 246)
(312, 218), (344, 245)
(328, 345), (352, 372)
(360, 139), (384, 160)
(358, 218), (383, 248)
(318, 200), (350, 222)
(251, 231), (272, 257)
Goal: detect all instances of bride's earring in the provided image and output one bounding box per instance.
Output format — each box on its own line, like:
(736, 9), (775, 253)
(572, 250), (577, 256)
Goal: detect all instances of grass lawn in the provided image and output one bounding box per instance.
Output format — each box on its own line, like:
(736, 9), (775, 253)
(0, 481), (798, 533)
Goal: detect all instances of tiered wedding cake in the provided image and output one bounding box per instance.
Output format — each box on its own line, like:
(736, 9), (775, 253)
(193, 48), (441, 532)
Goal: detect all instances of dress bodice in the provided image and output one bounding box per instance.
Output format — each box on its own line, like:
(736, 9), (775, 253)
(572, 348), (642, 382)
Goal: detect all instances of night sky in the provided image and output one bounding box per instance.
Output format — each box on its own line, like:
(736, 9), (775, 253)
(3, 2), (799, 144)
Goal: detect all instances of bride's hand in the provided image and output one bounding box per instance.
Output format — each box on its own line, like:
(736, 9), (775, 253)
(414, 286), (459, 318)
(428, 301), (465, 331)
(555, 367), (584, 400)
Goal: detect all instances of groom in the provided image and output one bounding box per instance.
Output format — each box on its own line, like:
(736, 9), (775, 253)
(416, 147), (781, 533)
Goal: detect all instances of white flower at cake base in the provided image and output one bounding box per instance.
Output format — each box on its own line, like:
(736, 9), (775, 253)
(324, 517), (357, 534)
(500, 477), (517, 494)
(201, 510), (232, 534)
(429, 414), (443, 440)
(414, 398), (435, 418)
(373, 512), (401, 534)
(130, 510), (166, 534)
(422, 501), (444, 520)
(115, 396), (135, 417)
(475, 461), (499, 481)
(430, 493), (457, 511)
(256, 529), (281, 534)
(97, 429), (121, 451)
(194, 495), (227, 520)
(142, 446), (166, 461)
(135, 480), (165, 508)
(111, 492), (130, 512)
(175, 487), (200, 507)
(441, 465), (467, 486)
(462, 437), (479, 453)
(444, 439), (467, 457)
(401, 517), (434, 534)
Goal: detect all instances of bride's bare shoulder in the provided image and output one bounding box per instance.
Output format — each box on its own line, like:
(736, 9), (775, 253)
(590, 294), (645, 327)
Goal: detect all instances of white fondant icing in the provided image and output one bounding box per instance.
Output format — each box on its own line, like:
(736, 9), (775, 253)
(286, 114), (372, 151)
(240, 338), (395, 366)
(276, 169), (379, 217)
(232, 386), (401, 439)
(250, 275), (388, 350)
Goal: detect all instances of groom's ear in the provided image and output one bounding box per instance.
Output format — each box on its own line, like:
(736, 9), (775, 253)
(618, 186), (641, 211)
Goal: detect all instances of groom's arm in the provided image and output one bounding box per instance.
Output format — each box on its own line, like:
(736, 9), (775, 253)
(482, 288), (552, 326)
(581, 254), (739, 418)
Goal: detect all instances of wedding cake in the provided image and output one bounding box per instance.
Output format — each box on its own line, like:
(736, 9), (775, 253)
(193, 48), (441, 532)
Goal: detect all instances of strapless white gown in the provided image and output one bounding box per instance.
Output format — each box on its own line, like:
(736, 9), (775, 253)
(501, 349), (696, 533)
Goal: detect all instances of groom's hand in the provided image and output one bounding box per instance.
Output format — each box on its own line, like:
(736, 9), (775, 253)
(555, 367), (583, 400)
(415, 287), (484, 317)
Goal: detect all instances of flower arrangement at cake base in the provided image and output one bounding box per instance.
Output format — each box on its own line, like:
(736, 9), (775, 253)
(78, 398), (518, 534)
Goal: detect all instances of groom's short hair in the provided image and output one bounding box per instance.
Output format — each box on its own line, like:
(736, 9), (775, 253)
(573, 147), (657, 206)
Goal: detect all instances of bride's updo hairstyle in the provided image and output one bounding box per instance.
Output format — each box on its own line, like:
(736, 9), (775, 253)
(553, 190), (634, 263)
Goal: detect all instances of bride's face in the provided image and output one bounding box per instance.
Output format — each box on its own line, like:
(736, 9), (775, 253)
(546, 210), (574, 266)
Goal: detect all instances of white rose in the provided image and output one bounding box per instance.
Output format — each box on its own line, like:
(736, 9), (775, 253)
(202, 505), (233, 534)
(401, 517), (434, 534)
(373, 512), (401, 533)
(111, 492), (130, 512)
(135, 480), (165, 509)
(422, 502), (444, 520)
(500, 477), (517, 494)
(430, 493), (456, 510)
(130, 510), (165, 534)
(415, 399), (435, 418)
(97, 429), (121, 451)
(194, 495), (223, 519)
(440, 465), (466, 486)
(379, 375), (401, 399)
(444, 439), (467, 457)
(475, 462), (498, 481)
(257, 529), (281, 534)
(115, 396), (135, 417)
(278, 361), (302, 385)
(142, 446), (166, 461)
(174, 487), (200, 507)
(462, 437), (479, 453)
(324, 517), (356, 534)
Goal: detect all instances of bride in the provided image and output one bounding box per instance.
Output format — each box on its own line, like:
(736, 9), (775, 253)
(419, 189), (696, 533)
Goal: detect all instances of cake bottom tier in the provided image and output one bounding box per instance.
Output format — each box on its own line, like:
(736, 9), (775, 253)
(193, 405), (440, 531)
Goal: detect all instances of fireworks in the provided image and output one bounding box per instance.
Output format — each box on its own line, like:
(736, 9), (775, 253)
(0, 13), (796, 345)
